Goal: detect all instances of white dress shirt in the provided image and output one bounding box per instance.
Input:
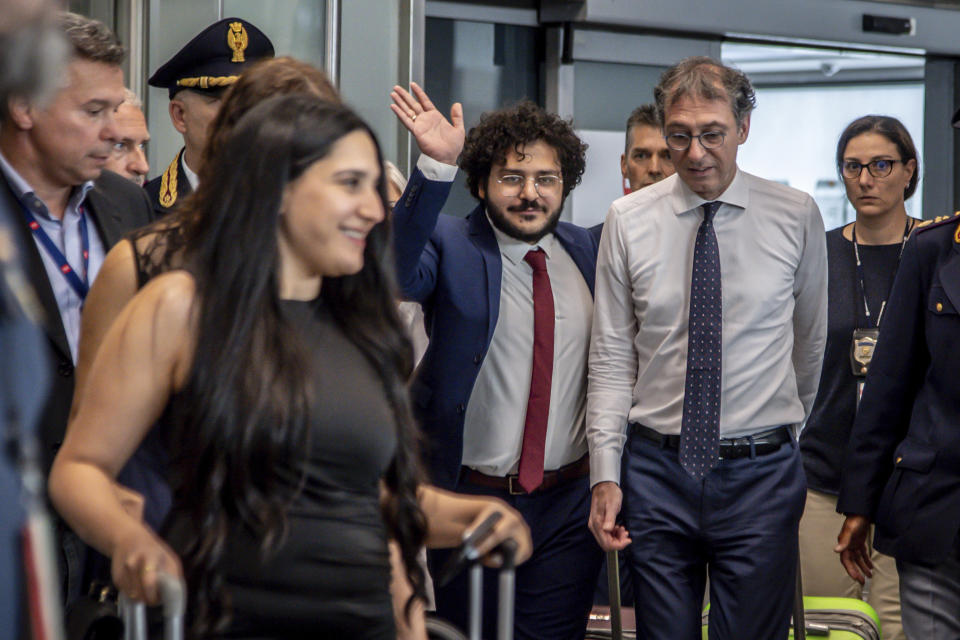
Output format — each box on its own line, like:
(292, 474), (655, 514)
(462, 222), (594, 475)
(180, 155), (199, 191)
(587, 169), (827, 487)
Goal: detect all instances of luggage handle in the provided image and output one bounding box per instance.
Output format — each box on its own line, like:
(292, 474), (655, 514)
(468, 539), (517, 640)
(118, 572), (186, 640)
(606, 550), (624, 640)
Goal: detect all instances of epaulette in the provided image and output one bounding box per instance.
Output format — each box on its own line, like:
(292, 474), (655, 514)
(914, 210), (960, 234)
(158, 150), (182, 209)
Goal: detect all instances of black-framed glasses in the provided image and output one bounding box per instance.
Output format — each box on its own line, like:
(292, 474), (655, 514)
(664, 131), (726, 151)
(494, 174), (563, 197)
(840, 159), (901, 180)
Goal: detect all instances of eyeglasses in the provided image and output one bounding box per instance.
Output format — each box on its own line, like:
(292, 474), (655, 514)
(664, 131), (726, 151)
(840, 159), (902, 180)
(494, 174), (563, 197)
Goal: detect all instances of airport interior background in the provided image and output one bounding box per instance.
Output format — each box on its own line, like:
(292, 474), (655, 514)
(68, 0), (960, 230)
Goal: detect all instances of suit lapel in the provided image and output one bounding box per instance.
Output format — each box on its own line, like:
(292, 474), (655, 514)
(554, 224), (596, 296)
(1, 177), (71, 360)
(84, 181), (124, 247)
(467, 206), (502, 346)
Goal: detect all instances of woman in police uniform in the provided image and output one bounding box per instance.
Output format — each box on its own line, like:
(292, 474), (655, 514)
(836, 210), (960, 640)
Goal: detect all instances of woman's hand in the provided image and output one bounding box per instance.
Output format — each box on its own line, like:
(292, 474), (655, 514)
(462, 498), (532, 568)
(111, 524), (183, 605)
(835, 514), (873, 584)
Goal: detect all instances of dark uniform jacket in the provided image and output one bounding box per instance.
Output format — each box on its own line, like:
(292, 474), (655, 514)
(1, 169), (153, 473)
(838, 213), (960, 566)
(143, 147), (193, 218)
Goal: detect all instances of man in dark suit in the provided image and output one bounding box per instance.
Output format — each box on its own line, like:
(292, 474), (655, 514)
(143, 18), (273, 217)
(0, 11), (152, 605)
(837, 212), (960, 640)
(391, 88), (602, 639)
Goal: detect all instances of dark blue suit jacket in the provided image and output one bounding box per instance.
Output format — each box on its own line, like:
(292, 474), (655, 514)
(838, 215), (960, 566)
(393, 170), (600, 489)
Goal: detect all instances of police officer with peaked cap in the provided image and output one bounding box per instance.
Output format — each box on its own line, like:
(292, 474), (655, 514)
(144, 18), (273, 216)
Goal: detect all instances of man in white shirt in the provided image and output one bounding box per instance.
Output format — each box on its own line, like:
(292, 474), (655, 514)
(392, 91), (603, 639)
(587, 57), (827, 639)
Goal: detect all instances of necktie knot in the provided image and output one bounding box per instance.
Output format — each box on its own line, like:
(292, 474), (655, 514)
(702, 201), (721, 223)
(524, 248), (547, 272)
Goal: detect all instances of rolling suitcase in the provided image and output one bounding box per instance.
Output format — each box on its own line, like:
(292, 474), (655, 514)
(118, 573), (186, 640)
(586, 551), (882, 640)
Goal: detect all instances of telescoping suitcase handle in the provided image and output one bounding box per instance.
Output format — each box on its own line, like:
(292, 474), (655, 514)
(467, 538), (518, 640)
(118, 572), (186, 640)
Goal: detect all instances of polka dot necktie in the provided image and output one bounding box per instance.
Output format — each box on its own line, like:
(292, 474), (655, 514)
(680, 201), (723, 479)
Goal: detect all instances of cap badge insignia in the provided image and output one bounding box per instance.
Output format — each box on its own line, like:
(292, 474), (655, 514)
(227, 22), (248, 63)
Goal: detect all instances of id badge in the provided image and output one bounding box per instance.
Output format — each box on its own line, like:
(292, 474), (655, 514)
(850, 328), (880, 377)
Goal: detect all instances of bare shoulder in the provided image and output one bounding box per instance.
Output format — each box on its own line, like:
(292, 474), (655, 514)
(119, 270), (198, 347)
(97, 238), (137, 289)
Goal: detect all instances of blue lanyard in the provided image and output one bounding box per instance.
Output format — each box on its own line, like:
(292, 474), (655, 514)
(18, 198), (90, 300)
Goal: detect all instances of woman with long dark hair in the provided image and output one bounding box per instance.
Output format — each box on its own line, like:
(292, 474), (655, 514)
(798, 115), (919, 640)
(49, 94), (529, 638)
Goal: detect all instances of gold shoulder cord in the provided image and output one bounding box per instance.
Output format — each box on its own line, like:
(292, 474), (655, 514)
(159, 150), (181, 208)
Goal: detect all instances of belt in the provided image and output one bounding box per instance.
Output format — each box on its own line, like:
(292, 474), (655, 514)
(630, 423), (792, 459)
(460, 455), (590, 495)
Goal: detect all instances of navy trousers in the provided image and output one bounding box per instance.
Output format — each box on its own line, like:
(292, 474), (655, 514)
(428, 474), (602, 640)
(621, 431), (806, 640)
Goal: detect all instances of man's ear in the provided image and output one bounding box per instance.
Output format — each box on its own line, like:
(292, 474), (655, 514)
(169, 99), (188, 135)
(620, 153), (628, 180)
(7, 96), (35, 131)
(737, 113), (751, 145)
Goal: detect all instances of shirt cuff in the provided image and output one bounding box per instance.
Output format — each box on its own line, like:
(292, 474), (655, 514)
(417, 155), (458, 182)
(589, 447), (623, 488)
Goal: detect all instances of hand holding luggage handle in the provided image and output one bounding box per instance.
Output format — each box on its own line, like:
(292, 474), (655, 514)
(118, 572), (186, 640)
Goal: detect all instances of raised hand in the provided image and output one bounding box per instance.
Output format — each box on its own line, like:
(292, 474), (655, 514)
(390, 82), (464, 166)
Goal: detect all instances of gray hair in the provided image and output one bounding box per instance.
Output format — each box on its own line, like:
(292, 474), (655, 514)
(654, 56), (756, 127)
(121, 87), (142, 110)
(59, 11), (124, 65)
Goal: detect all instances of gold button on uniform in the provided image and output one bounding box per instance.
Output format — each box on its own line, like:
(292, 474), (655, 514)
(896, 456), (903, 464)
(937, 302), (944, 312)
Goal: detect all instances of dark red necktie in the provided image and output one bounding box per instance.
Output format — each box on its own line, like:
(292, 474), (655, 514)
(518, 249), (554, 492)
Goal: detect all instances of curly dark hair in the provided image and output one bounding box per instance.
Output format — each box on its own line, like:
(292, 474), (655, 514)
(459, 100), (587, 201)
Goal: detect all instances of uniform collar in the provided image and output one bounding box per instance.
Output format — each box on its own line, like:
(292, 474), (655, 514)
(181, 154), (199, 190)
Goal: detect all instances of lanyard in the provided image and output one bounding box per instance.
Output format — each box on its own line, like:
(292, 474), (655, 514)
(852, 217), (911, 328)
(18, 198), (90, 300)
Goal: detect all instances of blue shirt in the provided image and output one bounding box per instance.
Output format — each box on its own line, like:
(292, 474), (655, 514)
(0, 152), (105, 362)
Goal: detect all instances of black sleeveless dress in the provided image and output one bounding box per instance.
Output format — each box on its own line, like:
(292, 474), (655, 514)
(166, 298), (398, 639)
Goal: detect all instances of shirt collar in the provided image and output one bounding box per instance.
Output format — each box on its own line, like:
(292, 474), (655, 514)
(181, 154), (199, 190)
(670, 167), (749, 216)
(0, 150), (94, 219)
(485, 209), (556, 266)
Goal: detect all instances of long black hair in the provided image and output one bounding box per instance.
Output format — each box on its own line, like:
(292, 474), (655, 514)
(169, 94), (427, 633)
